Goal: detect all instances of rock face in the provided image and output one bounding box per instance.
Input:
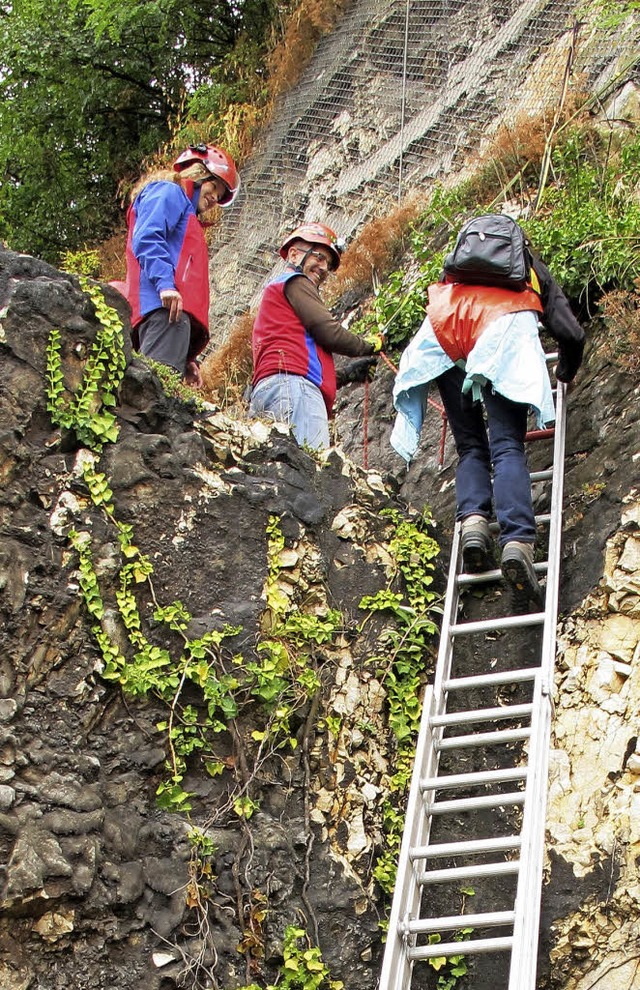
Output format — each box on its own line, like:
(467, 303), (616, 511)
(0, 248), (428, 990)
(208, 0), (639, 330)
(1, 18), (640, 990)
(1, 224), (639, 990)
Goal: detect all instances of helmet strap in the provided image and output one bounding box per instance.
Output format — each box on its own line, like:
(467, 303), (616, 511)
(287, 246), (314, 275)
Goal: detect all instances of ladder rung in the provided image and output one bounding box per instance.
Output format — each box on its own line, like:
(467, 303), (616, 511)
(403, 910), (515, 935)
(450, 612), (545, 636)
(530, 469), (553, 482)
(457, 566), (502, 585)
(418, 860), (520, 884)
(420, 767), (527, 791)
(436, 726), (531, 750)
(444, 667), (538, 690)
(408, 936), (514, 960)
(426, 790), (525, 815)
(411, 835), (522, 860)
(526, 428), (555, 441)
(458, 561), (548, 586)
(429, 703), (533, 728)
(534, 513), (551, 525)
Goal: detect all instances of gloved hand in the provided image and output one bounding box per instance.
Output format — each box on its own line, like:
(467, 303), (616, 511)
(184, 359), (203, 389)
(555, 342), (584, 383)
(366, 332), (384, 353)
(336, 356), (379, 387)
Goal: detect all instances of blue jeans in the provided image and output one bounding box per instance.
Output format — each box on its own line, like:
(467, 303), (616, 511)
(435, 366), (535, 545)
(249, 373), (330, 450)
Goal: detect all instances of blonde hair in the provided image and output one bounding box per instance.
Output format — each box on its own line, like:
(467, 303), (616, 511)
(130, 162), (211, 203)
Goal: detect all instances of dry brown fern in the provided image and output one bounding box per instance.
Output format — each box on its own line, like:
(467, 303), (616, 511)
(597, 279), (640, 376)
(267, 0), (350, 101)
(328, 196), (424, 298)
(200, 310), (255, 410)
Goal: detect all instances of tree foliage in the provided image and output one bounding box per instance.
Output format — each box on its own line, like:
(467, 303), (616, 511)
(0, 0), (279, 262)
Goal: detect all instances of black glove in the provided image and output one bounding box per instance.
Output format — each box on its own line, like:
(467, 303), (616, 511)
(336, 355), (379, 388)
(555, 341), (584, 383)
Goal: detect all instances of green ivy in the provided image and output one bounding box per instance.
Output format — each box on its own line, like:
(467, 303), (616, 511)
(360, 507), (441, 895)
(248, 517), (342, 755)
(136, 352), (205, 408)
(46, 277), (126, 450)
(238, 926), (344, 990)
(60, 247), (102, 278)
(525, 127), (640, 299)
(351, 184), (469, 351)
(425, 928), (473, 988)
(68, 457), (242, 813)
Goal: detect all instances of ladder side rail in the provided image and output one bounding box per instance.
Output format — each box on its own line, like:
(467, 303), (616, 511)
(431, 522), (465, 704)
(379, 686), (439, 990)
(540, 380), (567, 691)
(509, 380), (568, 988)
(508, 674), (553, 990)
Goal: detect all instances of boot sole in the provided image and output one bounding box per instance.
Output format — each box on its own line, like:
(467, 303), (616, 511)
(461, 536), (494, 574)
(502, 554), (544, 612)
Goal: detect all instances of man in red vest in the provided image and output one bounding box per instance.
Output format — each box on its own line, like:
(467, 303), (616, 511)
(250, 222), (381, 449)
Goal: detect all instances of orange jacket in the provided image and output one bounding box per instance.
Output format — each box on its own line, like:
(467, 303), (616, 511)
(426, 282), (543, 362)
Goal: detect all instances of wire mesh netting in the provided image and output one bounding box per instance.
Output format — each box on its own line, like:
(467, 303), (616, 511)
(208, 0), (640, 333)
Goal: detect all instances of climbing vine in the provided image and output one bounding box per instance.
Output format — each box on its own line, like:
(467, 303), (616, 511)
(239, 925), (344, 990)
(69, 455), (242, 813)
(359, 507), (441, 894)
(46, 277), (127, 449)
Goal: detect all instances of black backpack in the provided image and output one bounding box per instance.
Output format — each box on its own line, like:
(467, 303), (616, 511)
(443, 214), (532, 291)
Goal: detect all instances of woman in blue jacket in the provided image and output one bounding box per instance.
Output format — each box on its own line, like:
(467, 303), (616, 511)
(121, 144), (240, 387)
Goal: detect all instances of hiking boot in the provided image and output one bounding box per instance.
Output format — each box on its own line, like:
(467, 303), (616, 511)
(460, 515), (494, 573)
(501, 541), (544, 613)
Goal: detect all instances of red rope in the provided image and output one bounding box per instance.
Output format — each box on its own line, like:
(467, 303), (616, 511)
(363, 377), (369, 469)
(379, 350), (398, 374)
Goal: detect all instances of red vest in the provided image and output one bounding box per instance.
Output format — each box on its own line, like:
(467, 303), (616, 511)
(252, 272), (337, 414)
(426, 282), (543, 362)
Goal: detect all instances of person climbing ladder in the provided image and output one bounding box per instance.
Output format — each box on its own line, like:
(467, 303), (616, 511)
(391, 213), (585, 612)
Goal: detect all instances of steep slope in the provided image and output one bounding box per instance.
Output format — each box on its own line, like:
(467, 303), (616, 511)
(208, 0), (638, 331)
(1, 239), (639, 990)
(2, 0), (640, 988)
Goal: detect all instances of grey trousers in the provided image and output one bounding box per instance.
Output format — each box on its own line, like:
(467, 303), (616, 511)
(137, 307), (191, 374)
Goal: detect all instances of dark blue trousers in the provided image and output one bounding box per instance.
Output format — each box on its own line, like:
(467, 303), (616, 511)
(435, 366), (535, 546)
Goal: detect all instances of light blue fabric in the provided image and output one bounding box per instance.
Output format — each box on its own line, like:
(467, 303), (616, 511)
(249, 373), (331, 450)
(390, 315), (453, 462)
(391, 309), (555, 463)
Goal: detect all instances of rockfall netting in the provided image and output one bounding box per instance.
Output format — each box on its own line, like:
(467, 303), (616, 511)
(208, 0), (640, 331)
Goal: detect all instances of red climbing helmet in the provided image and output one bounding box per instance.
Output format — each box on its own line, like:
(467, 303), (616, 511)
(279, 222), (346, 270)
(173, 144), (240, 206)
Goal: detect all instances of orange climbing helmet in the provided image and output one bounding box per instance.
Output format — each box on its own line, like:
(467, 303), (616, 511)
(173, 144), (240, 206)
(279, 222), (346, 270)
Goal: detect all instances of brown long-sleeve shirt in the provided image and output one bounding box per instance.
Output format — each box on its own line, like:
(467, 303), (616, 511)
(284, 276), (375, 358)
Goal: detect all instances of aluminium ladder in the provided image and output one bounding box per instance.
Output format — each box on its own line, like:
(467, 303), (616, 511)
(380, 368), (567, 990)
